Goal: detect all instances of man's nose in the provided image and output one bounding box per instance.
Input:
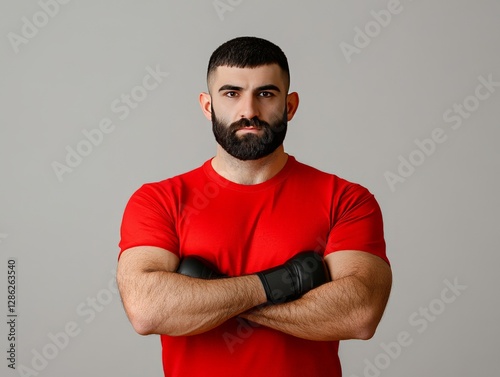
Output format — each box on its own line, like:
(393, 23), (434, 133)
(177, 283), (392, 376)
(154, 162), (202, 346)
(239, 95), (260, 119)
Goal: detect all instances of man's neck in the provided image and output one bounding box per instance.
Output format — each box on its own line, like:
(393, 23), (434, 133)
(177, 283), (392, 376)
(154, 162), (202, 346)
(211, 145), (288, 185)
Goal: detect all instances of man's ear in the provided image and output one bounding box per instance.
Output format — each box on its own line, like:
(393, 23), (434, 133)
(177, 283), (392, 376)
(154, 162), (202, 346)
(199, 92), (212, 121)
(286, 92), (299, 121)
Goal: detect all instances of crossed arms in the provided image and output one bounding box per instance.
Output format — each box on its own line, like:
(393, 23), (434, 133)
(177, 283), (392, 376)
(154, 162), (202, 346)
(116, 246), (392, 341)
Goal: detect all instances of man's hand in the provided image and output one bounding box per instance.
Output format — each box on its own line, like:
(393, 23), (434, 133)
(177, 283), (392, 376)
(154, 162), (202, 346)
(176, 256), (225, 279)
(256, 251), (330, 304)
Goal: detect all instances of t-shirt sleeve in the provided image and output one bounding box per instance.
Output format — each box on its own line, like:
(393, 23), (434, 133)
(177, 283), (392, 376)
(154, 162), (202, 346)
(325, 183), (389, 265)
(118, 183), (179, 259)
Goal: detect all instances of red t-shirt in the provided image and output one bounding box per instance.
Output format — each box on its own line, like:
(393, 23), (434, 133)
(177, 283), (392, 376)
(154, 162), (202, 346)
(119, 155), (388, 377)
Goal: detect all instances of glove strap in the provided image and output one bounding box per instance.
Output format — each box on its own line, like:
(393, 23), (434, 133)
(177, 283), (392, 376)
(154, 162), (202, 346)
(257, 267), (296, 304)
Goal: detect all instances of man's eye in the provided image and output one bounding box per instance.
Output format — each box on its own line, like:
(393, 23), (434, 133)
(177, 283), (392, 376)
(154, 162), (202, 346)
(225, 91), (237, 98)
(259, 91), (273, 97)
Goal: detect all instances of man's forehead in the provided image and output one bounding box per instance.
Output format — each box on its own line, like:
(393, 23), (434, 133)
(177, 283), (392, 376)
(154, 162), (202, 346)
(210, 64), (286, 88)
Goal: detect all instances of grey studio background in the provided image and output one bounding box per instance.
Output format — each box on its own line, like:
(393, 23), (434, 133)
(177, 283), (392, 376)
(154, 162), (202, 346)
(1, 0), (499, 376)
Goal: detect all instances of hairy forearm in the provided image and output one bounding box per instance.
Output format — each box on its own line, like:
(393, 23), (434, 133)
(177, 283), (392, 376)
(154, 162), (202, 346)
(119, 269), (266, 336)
(241, 274), (389, 341)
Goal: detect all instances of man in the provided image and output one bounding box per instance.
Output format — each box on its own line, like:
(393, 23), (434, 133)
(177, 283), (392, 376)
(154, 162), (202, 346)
(117, 36), (392, 377)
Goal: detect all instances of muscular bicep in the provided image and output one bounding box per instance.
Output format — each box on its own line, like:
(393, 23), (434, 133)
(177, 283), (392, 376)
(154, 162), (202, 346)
(117, 246), (180, 300)
(325, 250), (392, 306)
(325, 250), (390, 280)
(118, 246), (180, 274)
(324, 250), (392, 337)
(116, 246), (180, 333)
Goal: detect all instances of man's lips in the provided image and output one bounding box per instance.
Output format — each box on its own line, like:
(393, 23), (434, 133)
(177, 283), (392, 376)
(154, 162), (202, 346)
(236, 127), (263, 135)
(237, 126), (261, 131)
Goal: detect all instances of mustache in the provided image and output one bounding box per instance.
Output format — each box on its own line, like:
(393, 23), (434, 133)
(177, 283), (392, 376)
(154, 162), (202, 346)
(229, 117), (270, 133)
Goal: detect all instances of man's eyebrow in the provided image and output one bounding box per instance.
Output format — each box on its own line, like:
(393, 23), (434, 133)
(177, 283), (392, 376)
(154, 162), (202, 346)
(218, 85), (243, 92)
(217, 84), (282, 93)
(256, 84), (281, 92)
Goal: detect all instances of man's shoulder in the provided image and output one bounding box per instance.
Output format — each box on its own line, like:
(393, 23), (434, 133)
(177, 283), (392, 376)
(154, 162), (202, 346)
(162, 160), (209, 185)
(291, 157), (372, 198)
(132, 160), (210, 198)
(292, 157), (353, 185)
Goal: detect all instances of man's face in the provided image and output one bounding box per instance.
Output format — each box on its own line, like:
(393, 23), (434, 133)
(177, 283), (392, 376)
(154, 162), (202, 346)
(208, 65), (289, 161)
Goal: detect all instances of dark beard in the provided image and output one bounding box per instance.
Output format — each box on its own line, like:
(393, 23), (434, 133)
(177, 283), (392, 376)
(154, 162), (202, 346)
(211, 105), (288, 161)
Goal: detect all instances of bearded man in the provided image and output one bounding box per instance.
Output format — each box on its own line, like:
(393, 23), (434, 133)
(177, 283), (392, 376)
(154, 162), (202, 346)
(117, 36), (392, 377)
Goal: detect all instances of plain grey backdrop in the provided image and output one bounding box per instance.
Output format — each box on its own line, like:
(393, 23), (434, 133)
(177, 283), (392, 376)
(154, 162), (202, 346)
(1, 0), (499, 376)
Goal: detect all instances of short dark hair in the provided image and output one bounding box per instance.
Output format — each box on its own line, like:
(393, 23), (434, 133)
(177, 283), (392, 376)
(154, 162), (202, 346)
(207, 36), (290, 91)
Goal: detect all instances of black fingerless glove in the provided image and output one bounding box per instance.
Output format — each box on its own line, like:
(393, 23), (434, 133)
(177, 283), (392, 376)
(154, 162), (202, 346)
(256, 251), (330, 304)
(176, 256), (224, 279)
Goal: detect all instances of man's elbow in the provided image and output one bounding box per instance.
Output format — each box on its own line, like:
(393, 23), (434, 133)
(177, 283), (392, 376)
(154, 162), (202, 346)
(354, 323), (377, 341)
(353, 310), (384, 340)
(122, 298), (168, 335)
(126, 305), (188, 337)
(127, 308), (159, 336)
